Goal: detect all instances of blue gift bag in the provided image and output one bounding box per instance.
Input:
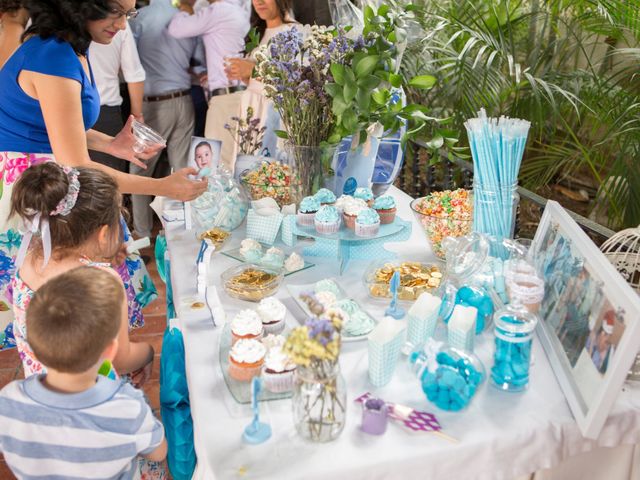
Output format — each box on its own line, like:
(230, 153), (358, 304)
(160, 326), (196, 480)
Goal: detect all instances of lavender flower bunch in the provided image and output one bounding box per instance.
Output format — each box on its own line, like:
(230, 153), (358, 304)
(254, 25), (358, 147)
(224, 106), (266, 155)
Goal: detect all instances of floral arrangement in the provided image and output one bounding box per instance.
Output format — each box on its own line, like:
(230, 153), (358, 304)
(224, 107), (266, 156)
(283, 294), (346, 442)
(253, 4), (449, 151)
(283, 293), (342, 372)
(253, 25), (358, 147)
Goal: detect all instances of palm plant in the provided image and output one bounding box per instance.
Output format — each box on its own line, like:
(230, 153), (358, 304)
(394, 0), (640, 228)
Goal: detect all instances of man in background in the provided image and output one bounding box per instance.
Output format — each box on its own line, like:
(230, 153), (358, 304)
(130, 0), (205, 238)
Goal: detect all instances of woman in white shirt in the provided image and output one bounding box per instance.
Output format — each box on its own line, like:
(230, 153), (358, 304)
(206, 0), (295, 172)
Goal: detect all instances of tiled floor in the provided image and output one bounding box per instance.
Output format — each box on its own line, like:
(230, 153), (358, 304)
(0, 240), (168, 478)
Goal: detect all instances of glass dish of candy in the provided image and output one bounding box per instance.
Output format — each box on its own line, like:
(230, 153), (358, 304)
(240, 161), (302, 207)
(221, 264), (283, 302)
(410, 189), (473, 259)
(363, 260), (444, 301)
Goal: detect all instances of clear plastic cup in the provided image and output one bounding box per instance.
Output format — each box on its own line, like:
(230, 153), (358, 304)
(131, 119), (166, 154)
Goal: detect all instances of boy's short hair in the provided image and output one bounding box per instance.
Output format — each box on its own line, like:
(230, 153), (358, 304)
(26, 267), (124, 373)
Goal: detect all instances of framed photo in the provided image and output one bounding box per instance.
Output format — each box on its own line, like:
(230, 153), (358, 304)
(533, 201), (640, 438)
(188, 137), (222, 174)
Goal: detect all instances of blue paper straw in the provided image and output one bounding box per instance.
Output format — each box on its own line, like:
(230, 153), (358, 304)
(464, 109), (531, 242)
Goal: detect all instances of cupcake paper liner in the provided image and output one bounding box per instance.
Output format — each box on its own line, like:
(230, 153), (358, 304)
(297, 211), (316, 227)
(228, 359), (264, 382)
(231, 331), (263, 345)
(262, 319), (286, 335)
(355, 222), (380, 237)
(342, 213), (357, 230)
(262, 367), (295, 393)
(376, 208), (397, 225)
(314, 219), (341, 235)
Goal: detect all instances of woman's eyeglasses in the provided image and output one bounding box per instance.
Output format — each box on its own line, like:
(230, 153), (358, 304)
(107, 7), (139, 20)
(97, 4), (139, 21)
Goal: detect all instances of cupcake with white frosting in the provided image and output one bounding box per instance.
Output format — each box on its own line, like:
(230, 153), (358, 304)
(229, 339), (266, 382)
(257, 297), (287, 335)
(342, 197), (368, 230)
(231, 309), (263, 344)
(262, 346), (297, 393)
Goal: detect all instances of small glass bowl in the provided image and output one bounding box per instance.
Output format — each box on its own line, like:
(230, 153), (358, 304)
(410, 196), (473, 259)
(363, 259), (443, 301)
(131, 119), (166, 153)
(221, 264), (283, 302)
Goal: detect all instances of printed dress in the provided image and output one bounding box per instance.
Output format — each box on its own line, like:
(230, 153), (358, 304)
(0, 152), (158, 350)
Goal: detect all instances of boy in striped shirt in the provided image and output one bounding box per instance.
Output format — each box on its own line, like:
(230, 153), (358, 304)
(0, 267), (167, 479)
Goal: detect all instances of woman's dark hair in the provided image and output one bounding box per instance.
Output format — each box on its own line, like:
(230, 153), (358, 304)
(246, 0), (292, 47)
(10, 162), (122, 260)
(0, 0), (23, 14)
(22, 0), (112, 55)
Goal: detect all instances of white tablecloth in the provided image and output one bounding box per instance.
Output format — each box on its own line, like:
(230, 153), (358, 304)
(161, 187), (640, 480)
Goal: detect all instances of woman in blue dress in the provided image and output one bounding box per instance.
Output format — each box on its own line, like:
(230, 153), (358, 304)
(0, 0), (208, 348)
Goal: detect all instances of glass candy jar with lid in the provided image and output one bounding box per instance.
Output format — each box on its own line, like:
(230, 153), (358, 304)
(439, 233), (503, 334)
(502, 238), (545, 313)
(409, 342), (485, 411)
(491, 302), (539, 392)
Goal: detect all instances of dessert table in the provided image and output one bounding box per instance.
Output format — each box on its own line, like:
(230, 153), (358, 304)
(159, 186), (640, 480)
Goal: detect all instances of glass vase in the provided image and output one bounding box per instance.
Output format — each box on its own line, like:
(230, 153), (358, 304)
(292, 364), (346, 442)
(473, 180), (519, 241)
(282, 144), (337, 204)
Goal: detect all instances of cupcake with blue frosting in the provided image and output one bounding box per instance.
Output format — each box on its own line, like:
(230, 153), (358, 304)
(373, 195), (397, 224)
(314, 188), (337, 205)
(297, 195), (321, 227)
(355, 208), (381, 237)
(314, 205), (341, 235)
(354, 187), (374, 206)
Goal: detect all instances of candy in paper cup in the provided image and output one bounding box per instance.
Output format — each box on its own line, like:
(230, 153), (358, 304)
(368, 317), (406, 387)
(246, 209), (283, 245)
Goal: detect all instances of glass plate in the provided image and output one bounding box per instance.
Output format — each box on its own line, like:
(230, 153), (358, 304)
(218, 322), (293, 404)
(286, 280), (377, 342)
(221, 243), (315, 276)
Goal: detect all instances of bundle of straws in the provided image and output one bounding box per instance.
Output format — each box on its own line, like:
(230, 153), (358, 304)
(464, 109), (531, 240)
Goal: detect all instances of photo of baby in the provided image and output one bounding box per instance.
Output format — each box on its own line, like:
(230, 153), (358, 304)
(188, 136), (222, 173)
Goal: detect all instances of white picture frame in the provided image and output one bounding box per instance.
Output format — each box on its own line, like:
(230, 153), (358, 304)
(533, 201), (640, 439)
(187, 136), (222, 174)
